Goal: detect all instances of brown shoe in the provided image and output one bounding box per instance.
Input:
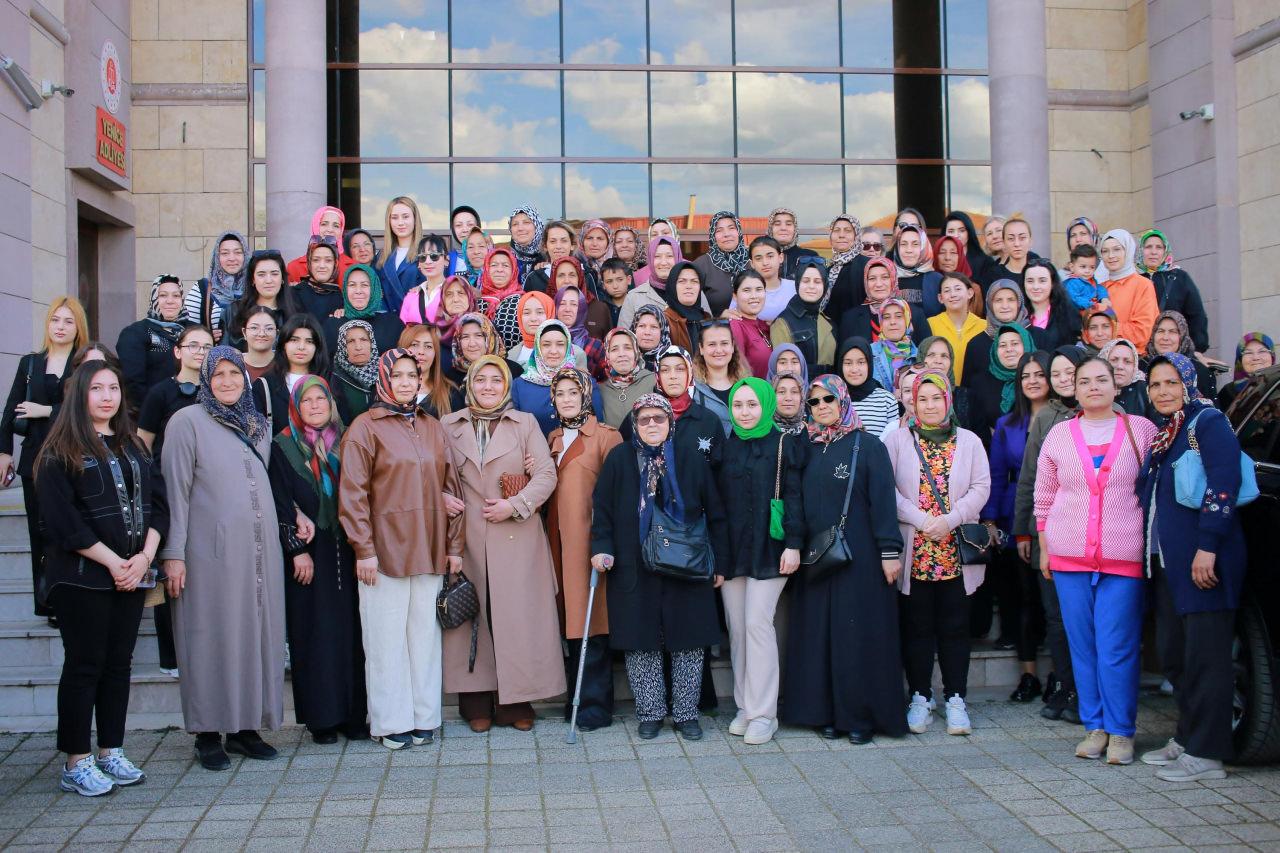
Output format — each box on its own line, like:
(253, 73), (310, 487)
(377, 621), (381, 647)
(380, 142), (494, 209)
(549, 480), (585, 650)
(468, 717), (492, 733)
(511, 719), (534, 731)
(1106, 735), (1134, 765)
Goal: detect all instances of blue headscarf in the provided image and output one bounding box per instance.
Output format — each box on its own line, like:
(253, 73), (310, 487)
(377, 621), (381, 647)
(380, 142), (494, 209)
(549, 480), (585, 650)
(630, 392), (685, 542)
(199, 346), (269, 443)
(767, 343), (809, 388)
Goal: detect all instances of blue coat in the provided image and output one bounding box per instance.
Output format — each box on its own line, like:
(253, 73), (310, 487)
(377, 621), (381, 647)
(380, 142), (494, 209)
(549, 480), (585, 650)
(511, 376), (604, 437)
(1139, 406), (1247, 615)
(983, 410), (1030, 533)
(377, 252), (423, 313)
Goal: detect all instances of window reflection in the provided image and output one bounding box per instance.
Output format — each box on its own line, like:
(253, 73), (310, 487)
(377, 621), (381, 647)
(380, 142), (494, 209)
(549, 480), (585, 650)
(253, 164), (266, 233)
(945, 0), (988, 68)
(329, 70), (448, 158)
(734, 0), (838, 67)
(650, 72), (733, 157)
(328, 163), (451, 231)
(649, 0), (732, 65)
(564, 71), (648, 157)
(252, 70), (266, 159)
(332, 0), (448, 63)
(252, 0), (265, 64)
(843, 75), (896, 159)
(450, 0), (559, 63)
(948, 165), (991, 215)
(565, 164), (649, 218)
(845, 165), (897, 221)
(737, 73), (840, 158)
(841, 0), (892, 68)
(453, 163), (563, 224)
(947, 76), (989, 160)
(564, 0), (647, 63)
(652, 165), (734, 223)
(738, 166), (842, 226)
(453, 70), (560, 157)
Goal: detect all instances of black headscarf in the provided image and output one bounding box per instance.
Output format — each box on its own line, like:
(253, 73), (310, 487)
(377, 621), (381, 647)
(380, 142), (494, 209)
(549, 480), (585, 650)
(663, 261), (707, 353)
(835, 336), (883, 403)
(1050, 344), (1086, 407)
(942, 211), (988, 270)
(778, 258), (826, 368)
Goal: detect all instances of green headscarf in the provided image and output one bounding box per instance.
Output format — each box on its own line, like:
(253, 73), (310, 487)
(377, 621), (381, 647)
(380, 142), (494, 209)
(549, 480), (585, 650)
(989, 323), (1036, 413)
(728, 377), (778, 441)
(1136, 228), (1175, 274)
(342, 263), (385, 319)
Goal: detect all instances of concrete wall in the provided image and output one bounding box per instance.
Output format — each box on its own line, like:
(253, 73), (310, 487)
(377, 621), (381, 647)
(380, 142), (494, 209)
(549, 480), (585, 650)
(130, 0), (249, 317)
(1235, 7), (1280, 336)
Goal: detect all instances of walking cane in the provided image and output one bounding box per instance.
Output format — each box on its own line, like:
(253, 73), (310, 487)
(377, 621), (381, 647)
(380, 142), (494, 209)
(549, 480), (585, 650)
(565, 567), (600, 744)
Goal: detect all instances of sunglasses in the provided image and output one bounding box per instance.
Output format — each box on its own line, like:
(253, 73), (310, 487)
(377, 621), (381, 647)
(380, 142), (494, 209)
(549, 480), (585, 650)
(861, 242), (884, 251)
(636, 414), (669, 426)
(698, 319), (733, 330)
(807, 393), (837, 407)
(416, 252), (445, 263)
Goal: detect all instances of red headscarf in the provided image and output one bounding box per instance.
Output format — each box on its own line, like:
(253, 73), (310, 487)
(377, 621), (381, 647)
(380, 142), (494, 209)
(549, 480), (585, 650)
(479, 246), (522, 310)
(932, 235), (972, 277)
(549, 255), (587, 302)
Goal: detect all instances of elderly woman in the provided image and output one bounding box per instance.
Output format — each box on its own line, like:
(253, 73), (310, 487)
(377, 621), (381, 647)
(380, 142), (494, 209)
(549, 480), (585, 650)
(1145, 310), (1217, 401)
(339, 350), (464, 749)
(1216, 332), (1275, 411)
(884, 371), (991, 737)
(330, 320), (378, 424)
(1101, 338), (1153, 418)
(1136, 229), (1209, 352)
(590, 394), (729, 740)
(160, 346), (285, 770)
(441, 356), (565, 731)
(1138, 353), (1246, 782)
(322, 263), (404, 355)
(270, 376), (367, 744)
(960, 280), (1028, 387)
(1034, 358), (1157, 766)
(598, 329), (657, 428)
(693, 211), (751, 315)
(546, 366), (623, 731)
(963, 323), (1035, 446)
(783, 375), (905, 743)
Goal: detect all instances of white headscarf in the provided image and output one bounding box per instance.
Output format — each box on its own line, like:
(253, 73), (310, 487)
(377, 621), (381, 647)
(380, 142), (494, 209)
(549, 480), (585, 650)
(1100, 229), (1137, 278)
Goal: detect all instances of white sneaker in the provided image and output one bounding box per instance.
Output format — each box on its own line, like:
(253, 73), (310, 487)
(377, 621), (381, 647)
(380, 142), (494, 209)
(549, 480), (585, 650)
(159, 667), (179, 679)
(907, 692), (933, 733)
(1140, 738), (1184, 766)
(728, 711), (749, 737)
(743, 717), (778, 745)
(944, 695), (971, 735)
(1156, 752), (1227, 782)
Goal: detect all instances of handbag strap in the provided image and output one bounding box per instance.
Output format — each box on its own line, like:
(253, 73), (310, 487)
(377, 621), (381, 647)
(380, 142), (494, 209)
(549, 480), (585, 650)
(1185, 409), (1207, 454)
(773, 432), (784, 500)
(1120, 413), (1143, 464)
(911, 434), (950, 516)
(836, 433), (862, 529)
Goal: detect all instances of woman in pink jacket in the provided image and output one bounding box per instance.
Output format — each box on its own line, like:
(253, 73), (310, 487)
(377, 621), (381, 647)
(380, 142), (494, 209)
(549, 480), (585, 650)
(1034, 357), (1156, 766)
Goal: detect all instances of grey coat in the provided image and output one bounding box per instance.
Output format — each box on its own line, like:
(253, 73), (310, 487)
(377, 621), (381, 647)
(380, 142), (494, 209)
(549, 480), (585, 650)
(159, 406), (285, 733)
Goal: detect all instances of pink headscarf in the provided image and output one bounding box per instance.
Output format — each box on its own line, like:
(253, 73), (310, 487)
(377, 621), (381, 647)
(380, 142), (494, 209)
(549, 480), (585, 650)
(310, 205), (347, 254)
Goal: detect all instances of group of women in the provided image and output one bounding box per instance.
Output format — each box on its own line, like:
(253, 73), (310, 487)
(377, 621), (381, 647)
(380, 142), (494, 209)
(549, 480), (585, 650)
(0, 200), (1269, 798)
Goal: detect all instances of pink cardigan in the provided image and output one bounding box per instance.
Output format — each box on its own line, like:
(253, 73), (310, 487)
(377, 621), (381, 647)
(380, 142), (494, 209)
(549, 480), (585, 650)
(1033, 413), (1157, 576)
(882, 427), (992, 596)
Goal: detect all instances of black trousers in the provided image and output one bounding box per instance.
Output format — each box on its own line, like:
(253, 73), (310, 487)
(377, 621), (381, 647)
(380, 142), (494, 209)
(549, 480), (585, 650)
(1155, 563), (1235, 761)
(562, 634), (615, 727)
(901, 577), (971, 699)
(153, 593), (177, 671)
(1034, 541), (1075, 692)
(22, 476), (52, 617)
(1015, 558), (1045, 663)
(51, 585), (145, 755)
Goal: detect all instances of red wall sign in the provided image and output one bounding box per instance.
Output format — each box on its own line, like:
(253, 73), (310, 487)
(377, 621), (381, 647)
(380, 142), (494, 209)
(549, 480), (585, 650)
(96, 107), (126, 176)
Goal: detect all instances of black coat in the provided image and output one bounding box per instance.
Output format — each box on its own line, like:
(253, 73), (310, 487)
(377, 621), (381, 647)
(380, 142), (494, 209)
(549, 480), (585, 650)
(837, 305), (930, 351)
(962, 369), (1007, 447)
(116, 319), (181, 414)
(960, 332), (993, 388)
(291, 282), (344, 321)
(780, 246), (821, 283)
(781, 430), (907, 735)
(590, 439), (729, 651)
(250, 370), (291, 435)
(0, 352), (71, 478)
(618, 401), (724, 471)
(330, 370), (374, 426)
(824, 254), (869, 324)
(1151, 268), (1209, 352)
(1028, 308), (1082, 352)
(717, 431), (806, 580)
(322, 311), (405, 357)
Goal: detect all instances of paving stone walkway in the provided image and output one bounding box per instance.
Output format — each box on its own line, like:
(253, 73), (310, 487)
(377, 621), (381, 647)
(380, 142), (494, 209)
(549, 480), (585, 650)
(1, 695), (1278, 851)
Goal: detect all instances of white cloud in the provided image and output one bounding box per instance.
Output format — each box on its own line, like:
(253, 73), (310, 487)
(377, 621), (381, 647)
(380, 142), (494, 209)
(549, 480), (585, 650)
(564, 169), (634, 218)
(948, 77), (990, 160)
(358, 24), (446, 63)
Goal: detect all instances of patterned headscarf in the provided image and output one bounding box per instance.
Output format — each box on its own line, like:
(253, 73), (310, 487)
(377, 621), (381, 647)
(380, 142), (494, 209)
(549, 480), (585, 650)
(612, 226), (644, 272)
(984, 279), (1029, 336)
(579, 219), (613, 274)
(1099, 338), (1145, 387)
(932, 235), (972, 277)
(479, 245), (523, 311)
(729, 377), (778, 441)
(771, 372), (807, 435)
(523, 319), (577, 386)
(649, 218), (680, 243)
(198, 345), (268, 443)
(206, 231), (249, 308)
(826, 214), (862, 291)
(373, 348), (420, 416)
(1082, 306), (1118, 350)
(1137, 228), (1177, 274)
(909, 369), (957, 443)
(604, 328), (645, 389)
(550, 365), (594, 430)
(767, 343), (809, 388)
(304, 236), (341, 288)
(873, 297), (917, 378)
(768, 207), (799, 250)
(1100, 229), (1138, 278)
(916, 335), (957, 387)
(863, 257), (900, 313)
(147, 274), (186, 340)
(1147, 309), (1194, 358)
(806, 374), (862, 445)
(631, 304), (672, 371)
(705, 211), (750, 276)
(508, 204), (545, 282)
(549, 255), (587, 300)
(516, 291), (556, 349)
(891, 224), (934, 277)
(989, 323), (1036, 413)
(431, 275), (478, 342)
(465, 354), (513, 419)
(554, 283), (591, 349)
(340, 263), (385, 319)
(451, 312), (504, 376)
(283, 374), (342, 499)
(1233, 332), (1276, 387)
(460, 229), (491, 287)
(333, 319), (379, 391)
(1148, 353), (1212, 461)
(630, 392), (684, 540)
(1066, 216), (1100, 249)
(656, 345), (695, 421)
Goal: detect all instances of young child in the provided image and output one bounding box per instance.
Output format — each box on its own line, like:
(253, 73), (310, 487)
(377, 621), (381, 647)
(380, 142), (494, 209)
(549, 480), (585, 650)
(595, 258), (632, 333)
(1062, 244), (1111, 312)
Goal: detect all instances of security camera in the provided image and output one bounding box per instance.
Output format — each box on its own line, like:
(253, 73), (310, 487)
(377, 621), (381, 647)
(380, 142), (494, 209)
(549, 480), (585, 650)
(1179, 104), (1214, 121)
(40, 81), (74, 98)
(0, 55), (43, 110)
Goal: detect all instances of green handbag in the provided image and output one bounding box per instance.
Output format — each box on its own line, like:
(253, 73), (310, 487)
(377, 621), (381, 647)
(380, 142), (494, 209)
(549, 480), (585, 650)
(769, 433), (786, 540)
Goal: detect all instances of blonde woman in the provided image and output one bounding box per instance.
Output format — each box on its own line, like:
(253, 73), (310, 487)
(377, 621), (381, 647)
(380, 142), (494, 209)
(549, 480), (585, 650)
(376, 196), (423, 312)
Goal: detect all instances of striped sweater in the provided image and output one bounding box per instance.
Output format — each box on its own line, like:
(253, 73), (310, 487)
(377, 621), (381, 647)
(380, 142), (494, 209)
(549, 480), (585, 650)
(850, 386), (901, 437)
(1033, 413), (1157, 576)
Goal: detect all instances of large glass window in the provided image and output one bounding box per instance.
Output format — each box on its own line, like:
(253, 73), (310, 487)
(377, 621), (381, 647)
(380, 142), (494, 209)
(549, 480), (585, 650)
(739, 166), (843, 224)
(564, 0), (647, 64)
(650, 72), (734, 157)
(736, 74), (841, 158)
(449, 0), (558, 62)
(328, 163), (451, 231)
(843, 75), (896, 159)
(331, 0), (448, 63)
(735, 0), (839, 67)
(841, 0), (893, 68)
(649, 0), (732, 65)
(566, 164), (650, 219)
(652, 165), (735, 220)
(329, 70), (449, 158)
(564, 71), (649, 158)
(452, 163), (563, 223)
(946, 75), (990, 160)
(452, 70), (561, 158)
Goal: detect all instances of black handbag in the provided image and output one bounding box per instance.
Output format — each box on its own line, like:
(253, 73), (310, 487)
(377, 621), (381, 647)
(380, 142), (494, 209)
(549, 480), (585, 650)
(910, 437), (1001, 566)
(799, 433), (861, 582)
(436, 571), (481, 672)
(642, 505), (715, 582)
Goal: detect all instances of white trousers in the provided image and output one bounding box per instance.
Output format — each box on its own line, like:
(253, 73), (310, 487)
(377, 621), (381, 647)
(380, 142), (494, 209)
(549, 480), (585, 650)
(720, 576), (788, 722)
(358, 573), (444, 737)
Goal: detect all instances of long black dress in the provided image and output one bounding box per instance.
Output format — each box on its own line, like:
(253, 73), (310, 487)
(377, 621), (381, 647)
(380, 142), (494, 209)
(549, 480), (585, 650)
(268, 440), (367, 736)
(781, 429), (907, 736)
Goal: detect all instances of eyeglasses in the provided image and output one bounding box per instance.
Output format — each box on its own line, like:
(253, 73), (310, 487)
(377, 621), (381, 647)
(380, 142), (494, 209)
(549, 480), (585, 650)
(636, 414), (669, 426)
(807, 394), (837, 407)
(416, 252), (445, 263)
(861, 242), (884, 251)
(181, 343), (212, 354)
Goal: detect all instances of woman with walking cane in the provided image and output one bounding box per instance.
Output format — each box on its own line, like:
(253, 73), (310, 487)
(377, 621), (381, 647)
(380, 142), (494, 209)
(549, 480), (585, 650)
(546, 366), (622, 733)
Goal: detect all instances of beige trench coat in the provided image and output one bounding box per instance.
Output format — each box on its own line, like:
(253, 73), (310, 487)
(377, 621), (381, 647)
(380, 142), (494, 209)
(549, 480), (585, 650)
(439, 407), (567, 704)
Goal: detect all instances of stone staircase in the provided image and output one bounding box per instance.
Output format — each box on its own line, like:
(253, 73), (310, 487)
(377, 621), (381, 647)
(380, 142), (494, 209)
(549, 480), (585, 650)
(0, 488), (1045, 732)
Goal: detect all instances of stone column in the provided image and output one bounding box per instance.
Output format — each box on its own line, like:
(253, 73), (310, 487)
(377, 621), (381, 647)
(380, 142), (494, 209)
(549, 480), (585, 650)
(987, 0), (1051, 247)
(265, 0), (327, 254)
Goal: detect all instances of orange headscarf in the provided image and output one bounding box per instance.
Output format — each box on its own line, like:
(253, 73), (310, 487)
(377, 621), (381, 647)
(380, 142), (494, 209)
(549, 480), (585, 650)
(516, 291), (555, 349)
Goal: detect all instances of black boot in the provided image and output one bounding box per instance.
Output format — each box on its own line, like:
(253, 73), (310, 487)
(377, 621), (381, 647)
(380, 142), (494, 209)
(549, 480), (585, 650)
(1009, 673), (1042, 703)
(195, 732), (229, 771)
(225, 730), (278, 760)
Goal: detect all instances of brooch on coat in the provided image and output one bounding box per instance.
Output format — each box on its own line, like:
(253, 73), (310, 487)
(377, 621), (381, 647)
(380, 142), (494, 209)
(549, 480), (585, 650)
(697, 436), (712, 454)
(833, 463), (850, 480)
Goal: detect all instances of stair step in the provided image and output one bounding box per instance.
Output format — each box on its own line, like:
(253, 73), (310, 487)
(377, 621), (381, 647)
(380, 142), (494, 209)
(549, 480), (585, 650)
(0, 510), (28, 543)
(0, 621), (162, 667)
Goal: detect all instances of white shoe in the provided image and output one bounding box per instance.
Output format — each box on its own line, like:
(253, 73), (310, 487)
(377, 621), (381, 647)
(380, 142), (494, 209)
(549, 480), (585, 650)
(1159, 678), (1174, 695)
(1156, 752), (1226, 782)
(907, 692), (933, 733)
(728, 711), (749, 737)
(159, 667), (179, 679)
(944, 695), (971, 735)
(743, 717), (778, 745)
(1140, 738), (1184, 766)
